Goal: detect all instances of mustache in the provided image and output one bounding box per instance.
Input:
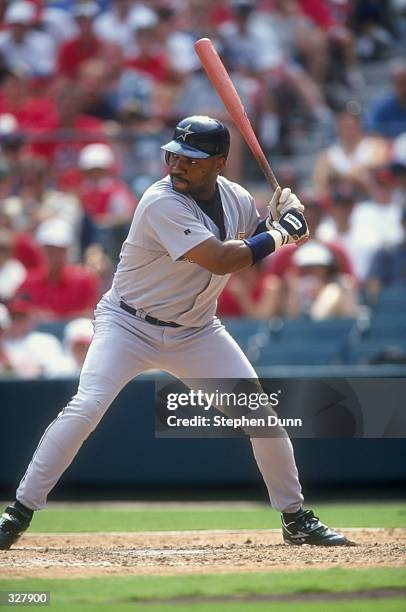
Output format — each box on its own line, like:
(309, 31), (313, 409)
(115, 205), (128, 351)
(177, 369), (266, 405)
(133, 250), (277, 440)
(170, 174), (188, 182)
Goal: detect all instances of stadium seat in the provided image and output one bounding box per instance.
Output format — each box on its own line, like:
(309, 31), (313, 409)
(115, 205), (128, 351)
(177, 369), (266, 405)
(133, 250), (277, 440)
(35, 321), (67, 341)
(348, 339), (406, 365)
(373, 287), (406, 315)
(258, 343), (341, 366)
(269, 317), (356, 341)
(221, 318), (270, 365)
(262, 317), (356, 365)
(366, 311), (406, 340)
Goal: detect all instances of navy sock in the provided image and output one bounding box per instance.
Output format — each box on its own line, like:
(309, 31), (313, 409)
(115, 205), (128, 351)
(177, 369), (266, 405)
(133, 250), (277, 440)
(282, 508), (304, 521)
(14, 501), (34, 520)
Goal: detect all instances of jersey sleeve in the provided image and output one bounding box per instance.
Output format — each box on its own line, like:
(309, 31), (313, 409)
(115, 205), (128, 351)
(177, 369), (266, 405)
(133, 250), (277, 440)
(145, 196), (215, 261)
(246, 194), (261, 237)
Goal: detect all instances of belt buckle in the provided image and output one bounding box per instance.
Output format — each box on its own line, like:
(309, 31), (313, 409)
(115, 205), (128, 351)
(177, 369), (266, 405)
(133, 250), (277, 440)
(137, 308), (148, 320)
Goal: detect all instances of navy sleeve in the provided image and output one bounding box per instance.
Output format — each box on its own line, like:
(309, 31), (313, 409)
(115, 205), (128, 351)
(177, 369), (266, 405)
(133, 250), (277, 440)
(368, 249), (390, 284)
(252, 219), (268, 236)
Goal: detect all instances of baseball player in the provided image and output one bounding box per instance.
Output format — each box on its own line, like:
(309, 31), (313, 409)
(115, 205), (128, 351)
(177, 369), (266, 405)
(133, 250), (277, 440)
(0, 116), (352, 549)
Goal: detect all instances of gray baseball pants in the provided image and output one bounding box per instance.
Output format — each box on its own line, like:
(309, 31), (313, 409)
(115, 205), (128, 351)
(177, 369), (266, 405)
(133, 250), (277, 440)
(17, 290), (303, 513)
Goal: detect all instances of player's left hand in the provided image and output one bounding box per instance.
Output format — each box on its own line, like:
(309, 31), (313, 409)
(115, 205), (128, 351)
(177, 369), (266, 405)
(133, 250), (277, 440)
(272, 208), (309, 245)
(266, 187), (304, 229)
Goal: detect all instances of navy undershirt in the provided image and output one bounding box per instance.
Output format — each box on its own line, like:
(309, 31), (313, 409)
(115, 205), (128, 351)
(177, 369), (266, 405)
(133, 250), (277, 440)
(194, 185), (226, 241)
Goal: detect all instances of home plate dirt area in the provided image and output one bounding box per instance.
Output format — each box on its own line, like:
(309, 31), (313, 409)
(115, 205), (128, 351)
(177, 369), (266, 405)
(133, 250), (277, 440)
(1, 528), (405, 578)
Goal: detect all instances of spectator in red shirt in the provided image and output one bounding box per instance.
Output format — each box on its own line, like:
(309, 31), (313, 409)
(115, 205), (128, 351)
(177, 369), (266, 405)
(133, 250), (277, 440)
(11, 231), (45, 273)
(298, 0), (363, 88)
(77, 59), (118, 121)
(57, 2), (102, 79)
(16, 218), (99, 320)
(208, 0), (233, 28)
(125, 24), (171, 83)
(217, 263), (282, 319)
(0, 67), (57, 140)
(298, 0), (335, 30)
(77, 143), (137, 262)
(37, 82), (105, 176)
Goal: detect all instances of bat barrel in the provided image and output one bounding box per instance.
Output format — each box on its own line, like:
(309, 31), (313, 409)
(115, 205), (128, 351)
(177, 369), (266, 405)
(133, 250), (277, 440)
(195, 38), (279, 192)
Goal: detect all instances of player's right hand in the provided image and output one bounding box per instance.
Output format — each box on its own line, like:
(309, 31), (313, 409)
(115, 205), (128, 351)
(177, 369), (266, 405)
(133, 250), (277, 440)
(271, 209), (309, 245)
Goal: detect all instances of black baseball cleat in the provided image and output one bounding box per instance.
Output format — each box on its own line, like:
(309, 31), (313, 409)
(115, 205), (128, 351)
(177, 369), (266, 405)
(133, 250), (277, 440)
(0, 504), (32, 550)
(281, 508), (355, 546)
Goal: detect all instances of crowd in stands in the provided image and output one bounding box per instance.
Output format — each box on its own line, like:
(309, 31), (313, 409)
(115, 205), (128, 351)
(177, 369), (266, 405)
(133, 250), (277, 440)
(0, 0), (406, 377)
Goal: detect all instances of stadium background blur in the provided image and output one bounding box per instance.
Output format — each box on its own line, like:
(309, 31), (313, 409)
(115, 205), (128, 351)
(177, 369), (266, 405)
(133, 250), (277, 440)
(0, 0), (405, 498)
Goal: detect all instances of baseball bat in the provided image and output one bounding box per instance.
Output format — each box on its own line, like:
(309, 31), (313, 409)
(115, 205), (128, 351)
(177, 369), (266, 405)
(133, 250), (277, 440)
(194, 37), (279, 192)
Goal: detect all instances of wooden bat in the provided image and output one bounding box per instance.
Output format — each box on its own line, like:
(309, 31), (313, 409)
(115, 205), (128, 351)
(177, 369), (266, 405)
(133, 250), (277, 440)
(194, 37), (279, 192)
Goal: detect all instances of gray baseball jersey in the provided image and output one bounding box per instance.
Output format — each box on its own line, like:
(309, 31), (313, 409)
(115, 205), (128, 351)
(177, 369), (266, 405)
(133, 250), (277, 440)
(114, 175), (259, 326)
(16, 174), (303, 514)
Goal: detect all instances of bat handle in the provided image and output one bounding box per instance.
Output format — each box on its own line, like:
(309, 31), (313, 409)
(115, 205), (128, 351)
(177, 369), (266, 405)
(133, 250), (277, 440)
(256, 150), (280, 192)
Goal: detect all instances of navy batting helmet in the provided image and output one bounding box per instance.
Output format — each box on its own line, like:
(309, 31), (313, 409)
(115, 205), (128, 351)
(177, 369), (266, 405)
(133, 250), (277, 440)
(162, 116), (230, 159)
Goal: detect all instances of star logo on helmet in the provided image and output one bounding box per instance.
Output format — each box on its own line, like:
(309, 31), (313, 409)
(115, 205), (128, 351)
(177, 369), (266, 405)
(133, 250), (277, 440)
(176, 124), (194, 141)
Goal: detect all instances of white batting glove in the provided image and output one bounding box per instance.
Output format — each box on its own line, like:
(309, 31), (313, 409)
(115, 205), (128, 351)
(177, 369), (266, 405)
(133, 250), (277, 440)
(277, 188), (304, 217)
(272, 208), (309, 245)
(266, 186), (281, 228)
(266, 187), (304, 229)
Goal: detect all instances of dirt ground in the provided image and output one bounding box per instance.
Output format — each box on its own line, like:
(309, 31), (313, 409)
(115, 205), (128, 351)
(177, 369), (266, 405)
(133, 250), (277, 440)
(1, 528), (405, 579)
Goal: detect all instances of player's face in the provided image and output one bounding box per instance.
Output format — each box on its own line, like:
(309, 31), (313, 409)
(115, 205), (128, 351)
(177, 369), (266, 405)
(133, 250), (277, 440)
(167, 152), (226, 199)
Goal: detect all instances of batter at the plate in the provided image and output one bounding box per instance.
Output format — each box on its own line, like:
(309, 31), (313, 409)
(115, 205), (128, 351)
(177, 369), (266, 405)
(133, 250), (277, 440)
(0, 116), (353, 549)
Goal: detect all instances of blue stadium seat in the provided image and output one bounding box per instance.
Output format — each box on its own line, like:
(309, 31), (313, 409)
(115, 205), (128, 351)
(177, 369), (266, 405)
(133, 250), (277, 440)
(222, 317), (262, 337)
(221, 318), (270, 365)
(258, 317), (357, 366)
(373, 287), (406, 315)
(258, 343), (341, 366)
(222, 318), (267, 350)
(366, 311), (406, 340)
(270, 317), (356, 341)
(35, 321), (67, 341)
(348, 339), (406, 365)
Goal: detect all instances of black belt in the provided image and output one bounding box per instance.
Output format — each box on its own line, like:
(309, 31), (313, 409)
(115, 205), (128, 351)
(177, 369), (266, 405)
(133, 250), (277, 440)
(119, 300), (182, 328)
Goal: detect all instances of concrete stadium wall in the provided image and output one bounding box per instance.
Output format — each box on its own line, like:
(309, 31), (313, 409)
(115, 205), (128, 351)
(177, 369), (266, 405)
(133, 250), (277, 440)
(0, 379), (405, 497)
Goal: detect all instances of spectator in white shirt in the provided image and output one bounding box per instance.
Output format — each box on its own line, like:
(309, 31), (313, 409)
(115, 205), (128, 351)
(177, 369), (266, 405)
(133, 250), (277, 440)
(390, 132), (406, 206)
(0, 1), (56, 77)
(0, 303), (13, 376)
(3, 299), (67, 378)
(318, 174), (404, 282)
(285, 240), (358, 320)
(94, 0), (157, 56)
(61, 317), (94, 377)
(0, 229), (26, 302)
(313, 108), (390, 198)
